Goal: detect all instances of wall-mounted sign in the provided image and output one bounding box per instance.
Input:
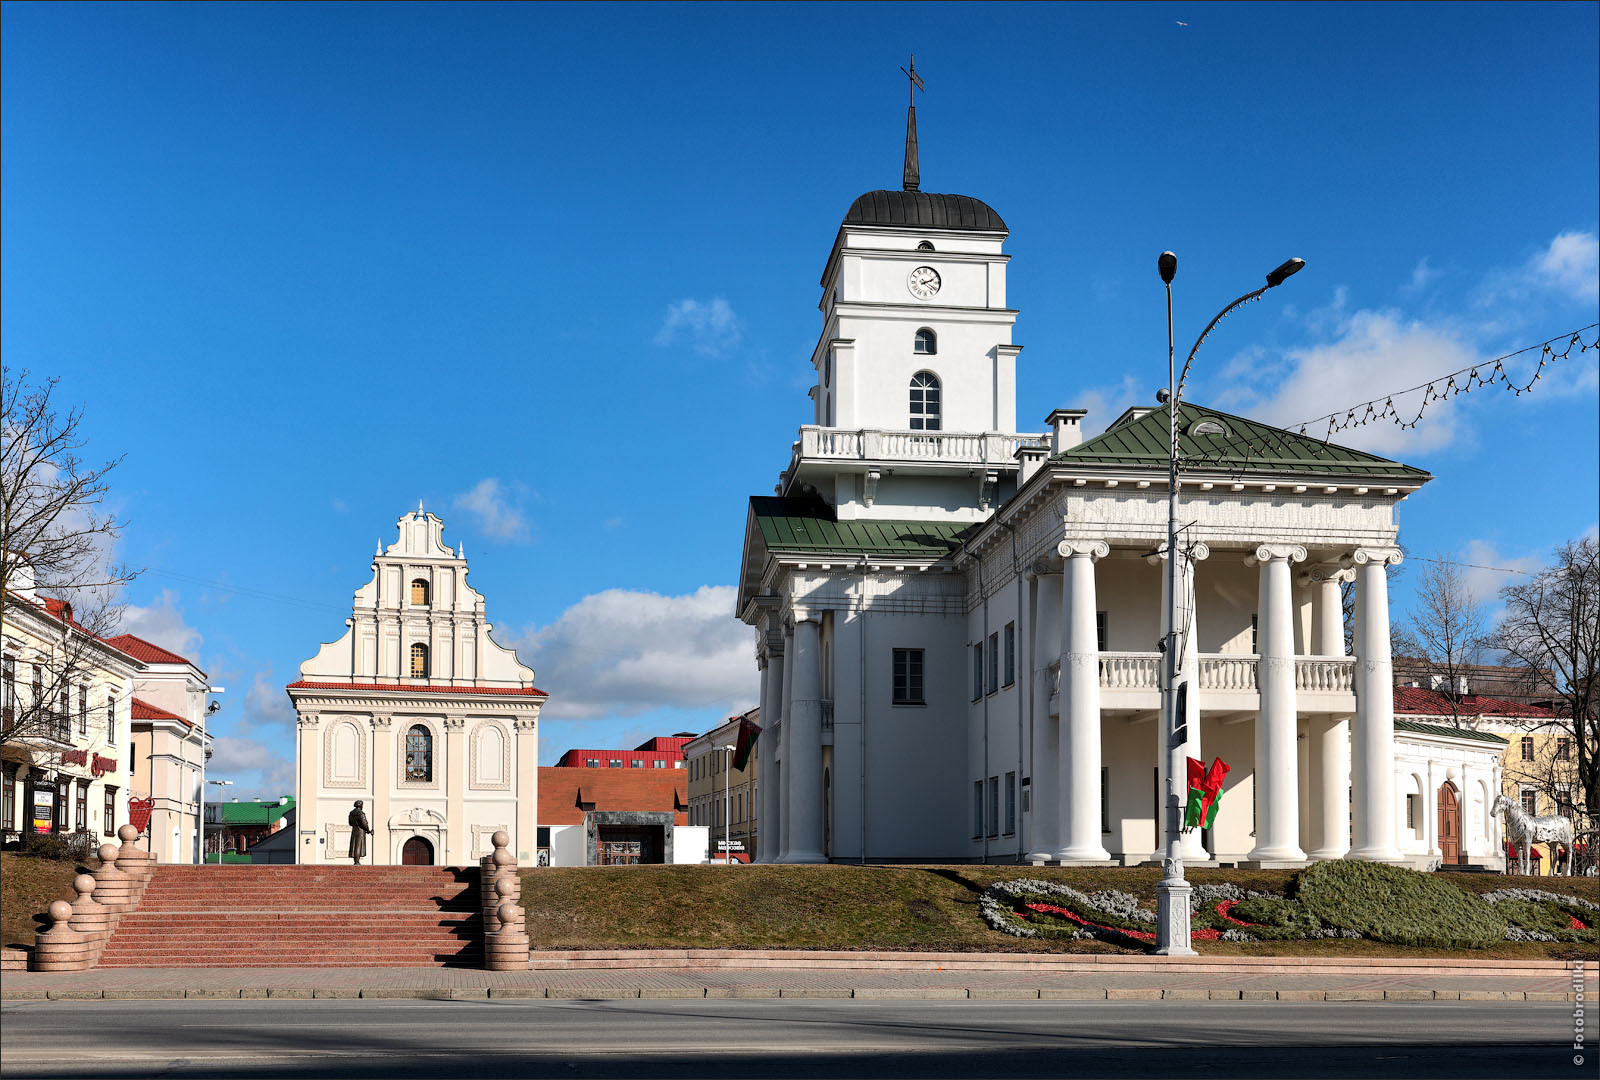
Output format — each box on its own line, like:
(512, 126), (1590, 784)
(31, 788), (56, 833)
(714, 839), (746, 851)
(91, 754), (117, 777)
(59, 749), (88, 767)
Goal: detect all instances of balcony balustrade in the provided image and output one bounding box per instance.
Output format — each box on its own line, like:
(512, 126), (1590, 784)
(796, 426), (1047, 467)
(1044, 653), (1356, 705)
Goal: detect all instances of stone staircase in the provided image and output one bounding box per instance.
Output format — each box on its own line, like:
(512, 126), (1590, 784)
(97, 865), (483, 967)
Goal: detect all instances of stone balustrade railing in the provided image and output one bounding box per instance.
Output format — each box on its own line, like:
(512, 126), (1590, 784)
(31, 824), (158, 971)
(796, 426), (1047, 466)
(1043, 653), (1360, 699)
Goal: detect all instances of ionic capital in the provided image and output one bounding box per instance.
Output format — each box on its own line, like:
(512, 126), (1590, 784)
(1057, 539), (1110, 561)
(1027, 557), (1059, 578)
(1302, 565), (1356, 586)
(1144, 542), (1210, 566)
(1245, 543), (1307, 566)
(1343, 546), (1404, 569)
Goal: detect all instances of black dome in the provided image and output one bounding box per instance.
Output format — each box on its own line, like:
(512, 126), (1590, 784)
(843, 190), (1007, 234)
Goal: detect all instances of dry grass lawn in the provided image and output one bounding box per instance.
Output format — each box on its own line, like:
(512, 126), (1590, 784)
(0, 853), (99, 947)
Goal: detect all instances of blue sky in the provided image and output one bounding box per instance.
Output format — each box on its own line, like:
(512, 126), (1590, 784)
(4, 2), (1596, 798)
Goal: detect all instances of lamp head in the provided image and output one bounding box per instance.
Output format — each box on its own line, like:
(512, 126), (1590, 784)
(1266, 257), (1305, 288)
(1158, 251), (1177, 284)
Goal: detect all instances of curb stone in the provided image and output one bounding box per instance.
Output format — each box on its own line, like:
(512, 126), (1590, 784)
(1275, 990), (1326, 1001)
(1324, 991), (1382, 1002)
(1107, 989), (1162, 1001)
(638, 988), (707, 999)
(488, 988), (547, 999)
(1209, 990), (1243, 1000)
(546, 988), (639, 999)
(1241, 990), (1278, 1001)
(185, 989), (239, 999)
(967, 989), (1041, 999)
(1163, 989), (1211, 1000)
(705, 987), (781, 999)
(1384, 990), (1434, 1001)
(1039, 989), (1107, 1000)
(266, 989), (314, 998)
(312, 988), (360, 999)
(102, 990), (182, 999)
(44, 990), (101, 1000)
(779, 988), (852, 999)
(852, 988), (966, 1000)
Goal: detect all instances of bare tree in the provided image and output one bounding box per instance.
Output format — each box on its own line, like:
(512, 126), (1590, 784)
(1392, 555), (1488, 726)
(1489, 536), (1600, 829)
(1, 369), (138, 748)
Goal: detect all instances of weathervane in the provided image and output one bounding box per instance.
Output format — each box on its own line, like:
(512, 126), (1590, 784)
(900, 55), (924, 192)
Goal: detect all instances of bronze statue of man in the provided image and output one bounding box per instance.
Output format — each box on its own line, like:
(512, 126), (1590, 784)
(348, 800), (373, 864)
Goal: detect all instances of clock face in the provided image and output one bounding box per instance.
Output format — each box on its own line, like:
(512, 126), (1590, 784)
(908, 265), (941, 300)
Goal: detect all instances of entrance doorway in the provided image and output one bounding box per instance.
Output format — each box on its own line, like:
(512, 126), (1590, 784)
(596, 824), (662, 864)
(1437, 782), (1460, 865)
(401, 836), (434, 865)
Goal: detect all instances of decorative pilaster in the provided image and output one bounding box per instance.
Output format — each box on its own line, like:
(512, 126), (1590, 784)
(1345, 546), (1405, 862)
(514, 714), (539, 863)
(370, 714), (393, 865)
(443, 716), (467, 864)
(1026, 569), (1061, 863)
(785, 614), (826, 863)
(1248, 543), (1307, 863)
(756, 619), (784, 864)
(1055, 540), (1112, 863)
(296, 712), (321, 863)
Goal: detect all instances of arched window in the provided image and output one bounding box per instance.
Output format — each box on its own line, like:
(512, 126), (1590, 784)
(917, 241), (935, 251)
(909, 371), (942, 431)
(411, 579), (429, 605)
(410, 642), (429, 678)
(405, 725), (433, 782)
(913, 328), (936, 355)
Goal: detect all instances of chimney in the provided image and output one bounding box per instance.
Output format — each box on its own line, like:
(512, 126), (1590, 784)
(1046, 409), (1088, 454)
(1015, 443), (1049, 486)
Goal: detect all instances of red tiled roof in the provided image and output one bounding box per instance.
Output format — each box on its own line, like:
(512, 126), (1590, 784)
(1393, 685), (1557, 719)
(131, 697), (189, 725)
(105, 634), (195, 667)
(285, 679), (547, 697)
(537, 767), (688, 826)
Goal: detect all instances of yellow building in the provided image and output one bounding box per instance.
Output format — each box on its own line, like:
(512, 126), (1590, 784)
(684, 709), (759, 862)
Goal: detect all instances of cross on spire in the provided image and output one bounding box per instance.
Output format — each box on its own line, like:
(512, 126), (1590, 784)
(900, 55), (924, 192)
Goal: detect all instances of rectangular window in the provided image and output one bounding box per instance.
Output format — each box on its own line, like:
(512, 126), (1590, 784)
(986, 776), (999, 838)
(1405, 794), (1417, 831)
(79, 684), (88, 736)
(2, 768), (15, 831)
(1557, 737), (1572, 761)
(973, 781), (984, 839)
(1003, 623), (1015, 687)
(1520, 788), (1538, 816)
(987, 632), (1000, 694)
(972, 643), (984, 701)
(1096, 612), (1107, 653)
(609, 759), (622, 768)
(630, 759), (644, 768)
(586, 758), (599, 768)
(1101, 767), (1110, 833)
(1251, 614), (1259, 654)
(105, 697), (116, 746)
(1521, 736), (1535, 761)
(892, 648), (924, 705)
(75, 783), (87, 833)
(1004, 772), (1016, 836)
(103, 785), (116, 835)
(653, 759), (666, 768)
(2, 658), (14, 732)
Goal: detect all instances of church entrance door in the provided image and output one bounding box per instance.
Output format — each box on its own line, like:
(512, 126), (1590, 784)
(401, 836), (434, 865)
(1437, 783), (1460, 865)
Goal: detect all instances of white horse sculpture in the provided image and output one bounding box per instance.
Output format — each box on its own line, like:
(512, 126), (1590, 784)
(1494, 793), (1576, 876)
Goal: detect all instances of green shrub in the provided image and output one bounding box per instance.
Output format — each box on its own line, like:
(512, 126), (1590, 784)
(1295, 861), (1505, 949)
(15, 833), (88, 860)
(1494, 899), (1598, 944)
(1231, 896), (1312, 930)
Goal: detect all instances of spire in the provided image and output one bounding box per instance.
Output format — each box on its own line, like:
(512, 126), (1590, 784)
(900, 55), (924, 192)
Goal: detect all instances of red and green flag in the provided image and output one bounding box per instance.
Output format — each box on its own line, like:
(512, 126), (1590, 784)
(731, 716), (762, 771)
(1183, 756), (1230, 830)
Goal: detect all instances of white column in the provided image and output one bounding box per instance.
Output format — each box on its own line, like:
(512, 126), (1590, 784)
(371, 715), (392, 865)
(514, 714), (538, 863)
(757, 628), (783, 864)
(1426, 762), (1440, 857)
(777, 623), (794, 862)
(785, 615), (826, 863)
(1312, 569), (1348, 657)
(1347, 546), (1405, 862)
(444, 716), (466, 864)
(1027, 568), (1061, 863)
(1055, 540), (1111, 863)
(1307, 715), (1351, 859)
(1249, 544), (1306, 862)
(1149, 545), (1210, 862)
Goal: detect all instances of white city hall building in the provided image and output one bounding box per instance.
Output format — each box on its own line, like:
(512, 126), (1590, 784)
(289, 507), (545, 865)
(736, 117), (1498, 868)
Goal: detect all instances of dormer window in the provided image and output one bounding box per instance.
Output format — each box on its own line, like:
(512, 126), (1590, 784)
(411, 579), (429, 605)
(917, 241), (935, 251)
(410, 642), (429, 678)
(913, 328), (937, 355)
(909, 371), (942, 431)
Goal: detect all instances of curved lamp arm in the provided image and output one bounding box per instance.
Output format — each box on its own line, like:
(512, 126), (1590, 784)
(1176, 258), (1304, 401)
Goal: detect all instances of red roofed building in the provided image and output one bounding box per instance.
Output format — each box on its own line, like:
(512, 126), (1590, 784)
(536, 765), (703, 865)
(113, 633), (215, 864)
(553, 733), (695, 770)
(287, 507), (547, 867)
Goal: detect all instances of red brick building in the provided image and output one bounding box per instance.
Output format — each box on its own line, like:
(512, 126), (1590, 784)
(552, 734), (695, 771)
(535, 766), (693, 866)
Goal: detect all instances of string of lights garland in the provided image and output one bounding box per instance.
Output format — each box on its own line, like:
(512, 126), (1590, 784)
(1175, 323), (1599, 474)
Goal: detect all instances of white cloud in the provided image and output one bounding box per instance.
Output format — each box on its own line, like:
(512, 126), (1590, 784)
(1526, 230), (1599, 304)
(1075, 373), (1145, 437)
(451, 478), (532, 543)
(1454, 540), (1543, 608)
(653, 297), (742, 358)
(1219, 308), (1481, 455)
(206, 735), (295, 799)
(1402, 257), (1439, 294)
(120, 589), (203, 659)
(204, 667), (297, 801)
(506, 585), (757, 721)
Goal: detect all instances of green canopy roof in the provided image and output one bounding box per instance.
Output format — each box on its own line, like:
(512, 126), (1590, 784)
(750, 497), (974, 558)
(1057, 402), (1431, 479)
(1393, 719), (1508, 745)
(214, 798), (296, 825)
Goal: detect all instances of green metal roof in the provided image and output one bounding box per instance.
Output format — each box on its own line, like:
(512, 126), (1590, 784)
(1056, 402), (1431, 479)
(215, 798), (296, 825)
(751, 497), (974, 557)
(1393, 719), (1508, 745)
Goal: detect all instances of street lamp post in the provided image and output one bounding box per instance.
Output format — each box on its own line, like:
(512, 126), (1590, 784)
(719, 744), (734, 865)
(204, 778), (232, 863)
(1154, 252), (1304, 956)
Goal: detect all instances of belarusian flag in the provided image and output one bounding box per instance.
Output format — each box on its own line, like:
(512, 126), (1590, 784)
(1183, 756), (1230, 830)
(731, 715), (762, 771)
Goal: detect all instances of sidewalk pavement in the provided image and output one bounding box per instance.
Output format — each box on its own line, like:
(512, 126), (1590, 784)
(4, 951), (1594, 1002)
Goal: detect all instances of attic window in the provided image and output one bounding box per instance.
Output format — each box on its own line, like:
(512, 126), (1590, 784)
(917, 241), (935, 251)
(1189, 420), (1229, 437)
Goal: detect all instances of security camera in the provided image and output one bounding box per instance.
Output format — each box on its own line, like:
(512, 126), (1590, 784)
(206, 701), (221, 715)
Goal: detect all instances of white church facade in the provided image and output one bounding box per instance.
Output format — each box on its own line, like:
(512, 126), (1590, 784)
(736, 109), (1505, 870)
(289, 507), (545, 865)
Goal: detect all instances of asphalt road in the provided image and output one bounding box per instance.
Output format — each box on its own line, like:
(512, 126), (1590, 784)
(0, 998), (1582, 1080)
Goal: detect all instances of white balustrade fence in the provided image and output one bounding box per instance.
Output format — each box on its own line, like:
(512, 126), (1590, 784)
(797, 426), (1046, 466)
